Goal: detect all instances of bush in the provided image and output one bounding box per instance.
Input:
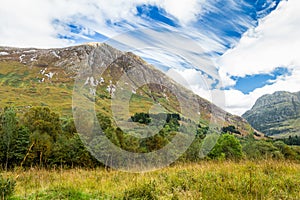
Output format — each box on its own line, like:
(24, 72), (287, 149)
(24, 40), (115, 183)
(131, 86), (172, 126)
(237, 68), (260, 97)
(208, 133), (243, 160)
(221, 125), (241, 135)
(0, 175), (16, 199)
(242, 137), (288, 160)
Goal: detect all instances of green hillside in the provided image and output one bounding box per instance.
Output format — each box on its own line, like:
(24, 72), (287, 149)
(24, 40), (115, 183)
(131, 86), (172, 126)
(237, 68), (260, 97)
(0, 44), (255, 135)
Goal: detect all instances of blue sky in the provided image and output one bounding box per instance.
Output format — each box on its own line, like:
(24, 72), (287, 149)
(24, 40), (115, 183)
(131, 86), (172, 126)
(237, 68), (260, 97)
(55, 0), (283, 95)
(231, 67), (291, 94)
(0, 0), (299, 115)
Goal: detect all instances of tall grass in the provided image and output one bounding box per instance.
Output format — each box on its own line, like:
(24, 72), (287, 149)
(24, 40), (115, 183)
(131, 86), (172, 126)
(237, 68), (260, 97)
(2, 160), (300, 199)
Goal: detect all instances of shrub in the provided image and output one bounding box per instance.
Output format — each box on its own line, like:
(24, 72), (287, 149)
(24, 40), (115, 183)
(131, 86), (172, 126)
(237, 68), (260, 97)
(221, 125), (241, 135)
(0, 175), (16, 199)
(208, 133), (243, 160)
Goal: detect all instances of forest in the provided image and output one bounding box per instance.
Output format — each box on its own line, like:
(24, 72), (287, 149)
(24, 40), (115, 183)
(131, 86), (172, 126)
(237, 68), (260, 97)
(1, 106), (300, 169)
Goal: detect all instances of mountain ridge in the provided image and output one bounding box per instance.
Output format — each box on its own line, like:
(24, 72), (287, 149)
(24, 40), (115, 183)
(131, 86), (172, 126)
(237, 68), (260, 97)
(243, 91), (300, 137)
(0, 43), (259, 137)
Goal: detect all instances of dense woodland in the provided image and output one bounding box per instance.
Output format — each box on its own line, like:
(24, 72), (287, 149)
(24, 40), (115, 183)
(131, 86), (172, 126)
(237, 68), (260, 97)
(0, 106), (300, 170)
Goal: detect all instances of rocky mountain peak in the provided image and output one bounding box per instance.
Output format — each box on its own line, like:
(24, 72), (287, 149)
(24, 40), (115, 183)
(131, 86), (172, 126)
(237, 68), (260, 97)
(0, 43), (259, 137)
(243, 91), (300, 137)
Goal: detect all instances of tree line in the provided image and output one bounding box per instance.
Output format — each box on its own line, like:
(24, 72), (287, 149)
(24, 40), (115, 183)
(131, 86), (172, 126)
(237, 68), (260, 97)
(0, 107), (300, 170)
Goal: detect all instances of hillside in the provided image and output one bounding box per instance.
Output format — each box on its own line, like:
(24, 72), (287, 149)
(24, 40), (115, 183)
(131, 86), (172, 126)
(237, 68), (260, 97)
(0, 43), (255, 136)
(242, 91), (300, 137)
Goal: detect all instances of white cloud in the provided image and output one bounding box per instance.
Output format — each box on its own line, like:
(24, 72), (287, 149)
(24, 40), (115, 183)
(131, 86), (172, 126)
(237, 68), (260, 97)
(0, 0), (209, 48)
(108, 29), (221, 80)
(212, 0), (300, 115)
(224, 67), (300, 116)
(0, 0), (254, 83)
(159, 0), (205, 25)
(219, 0), (300, 78)
(175, 67), (300, 116)
(166, 68), (227, 111)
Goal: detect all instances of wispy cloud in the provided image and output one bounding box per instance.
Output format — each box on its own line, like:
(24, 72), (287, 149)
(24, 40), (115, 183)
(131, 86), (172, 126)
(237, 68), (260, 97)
(0, 0), (286, 116)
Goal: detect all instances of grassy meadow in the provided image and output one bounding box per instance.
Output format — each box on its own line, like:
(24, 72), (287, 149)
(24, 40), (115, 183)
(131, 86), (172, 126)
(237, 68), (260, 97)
(1, 160), (299, 200)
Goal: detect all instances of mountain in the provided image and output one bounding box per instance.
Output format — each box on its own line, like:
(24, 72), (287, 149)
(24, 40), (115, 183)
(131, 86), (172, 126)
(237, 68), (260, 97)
(0, 43), (257, 136)
(242, 91), (300, 137)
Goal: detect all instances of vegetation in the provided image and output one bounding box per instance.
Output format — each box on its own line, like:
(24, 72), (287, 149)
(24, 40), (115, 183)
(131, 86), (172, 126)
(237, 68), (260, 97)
(0, 107), (97, 169)
(208, 133), (243, 160)
(1, 107), (300, 170)
(1, 161), (299, 199)
(279, 135), (300, 146)
(221, 125), (241, 135)
(1, 43), (299, 199)
(0, 175), (16, 199)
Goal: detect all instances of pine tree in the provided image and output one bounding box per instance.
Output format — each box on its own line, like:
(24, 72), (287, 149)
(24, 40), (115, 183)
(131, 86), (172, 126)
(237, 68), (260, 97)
(1, 107), (18, 171)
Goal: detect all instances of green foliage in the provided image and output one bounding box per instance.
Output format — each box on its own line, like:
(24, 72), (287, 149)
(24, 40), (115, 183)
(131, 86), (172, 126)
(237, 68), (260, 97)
(131, 113), (181, 127)
(0, 108), (30, 170)
(181, 137), (203, 162)
(0, 107), (18, 170)
(242, 137), (282, 160)
(221, 125), (241, 135)
(50, 134), (97, 168)
(273, 141), (297, 160)
(208, 133), (243, 160)
(123, 181), (158, 200)
(23, 107), (62, 141)
(279, 135), (300, 146)
(96, 113), (113, 131)
(131, 112), (151, 124)
(0, 106), (299, 170)
(240, 135), (299, 160)
(10, 126), (30, 166)
(0, 175), (16, 199)
(196, 125), (208, 139)
(60, 117), (77, 137)
(22, 107), (62, 166)
(24, 186), (107, 200)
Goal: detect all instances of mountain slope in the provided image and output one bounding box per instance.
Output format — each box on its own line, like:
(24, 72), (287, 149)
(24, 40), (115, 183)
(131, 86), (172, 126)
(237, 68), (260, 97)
(242, 91), (300, 137)
(0, 43), (256, 136)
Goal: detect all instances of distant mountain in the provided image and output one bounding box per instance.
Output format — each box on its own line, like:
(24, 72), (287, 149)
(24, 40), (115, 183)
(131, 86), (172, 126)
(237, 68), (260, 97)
(243, 91), (300, 137)
(0, 43), (256, 136)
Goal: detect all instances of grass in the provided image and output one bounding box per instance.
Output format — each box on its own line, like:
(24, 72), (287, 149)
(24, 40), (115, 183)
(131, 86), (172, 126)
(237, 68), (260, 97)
(2, 160), (300, 199)
(0, 61), (75, 116)
(0, 61), (179, 120)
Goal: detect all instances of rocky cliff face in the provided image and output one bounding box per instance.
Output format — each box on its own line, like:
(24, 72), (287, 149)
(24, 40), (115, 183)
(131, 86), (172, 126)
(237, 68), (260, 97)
(243, 91), (300, 137)
(0, 43), (256, 136)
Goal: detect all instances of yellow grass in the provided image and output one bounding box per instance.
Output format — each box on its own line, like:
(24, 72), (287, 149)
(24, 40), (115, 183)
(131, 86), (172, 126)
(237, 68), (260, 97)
(3, 160), (300, 199)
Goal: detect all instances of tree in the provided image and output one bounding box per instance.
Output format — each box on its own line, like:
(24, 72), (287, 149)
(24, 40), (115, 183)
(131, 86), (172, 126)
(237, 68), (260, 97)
(131, 113), (151, 124)
(50, 134), (97, 168)
(274, 141), (296, 160)
(208, 133), (243, 160)
(0, 107), (18, 171)
(22, 107), (62, 166)
(23, 107), (61, 141)
(221, 125), (241, 135)
(13, 126), (30, 167)
(242, 137), (283, 160)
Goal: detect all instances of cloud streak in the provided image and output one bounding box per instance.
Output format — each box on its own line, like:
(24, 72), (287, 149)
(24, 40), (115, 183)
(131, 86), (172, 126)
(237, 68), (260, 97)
(0, 0), (286, 116)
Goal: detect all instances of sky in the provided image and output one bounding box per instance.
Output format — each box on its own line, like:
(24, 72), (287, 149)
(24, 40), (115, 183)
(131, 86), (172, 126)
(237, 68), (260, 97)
(0, 0), (299, 116)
